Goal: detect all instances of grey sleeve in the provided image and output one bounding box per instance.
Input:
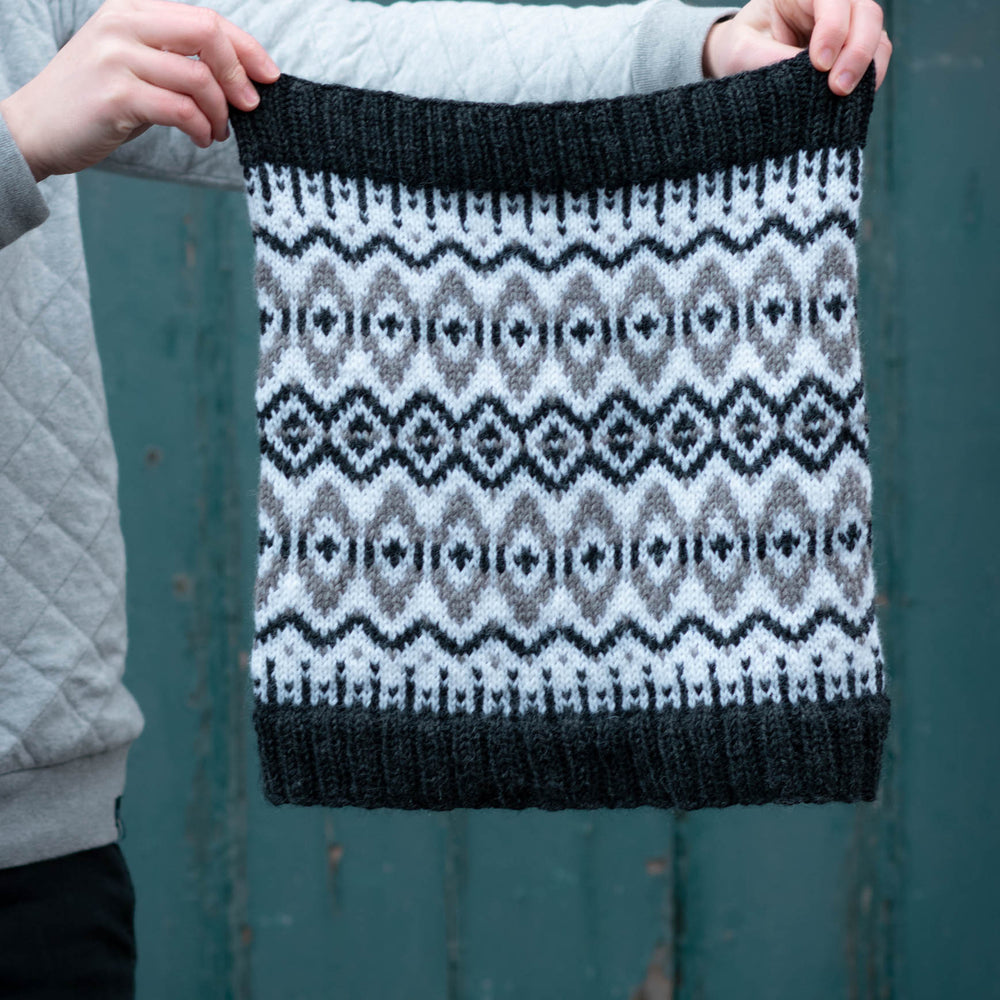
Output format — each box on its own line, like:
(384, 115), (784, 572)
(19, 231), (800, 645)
(632, 1), (741, 94)
(0, 108), (50, 250)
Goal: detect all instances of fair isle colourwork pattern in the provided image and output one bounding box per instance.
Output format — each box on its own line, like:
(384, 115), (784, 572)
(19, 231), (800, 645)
(228, 50), (890, 811)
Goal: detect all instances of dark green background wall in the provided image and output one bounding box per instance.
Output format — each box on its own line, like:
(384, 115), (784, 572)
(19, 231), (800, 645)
(76, 0), (999, 995)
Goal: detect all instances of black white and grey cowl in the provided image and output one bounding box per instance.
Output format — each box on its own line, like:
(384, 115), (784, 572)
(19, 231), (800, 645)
(229, 49), (890, 810)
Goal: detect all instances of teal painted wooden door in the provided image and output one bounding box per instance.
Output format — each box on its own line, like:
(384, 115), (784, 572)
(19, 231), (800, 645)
(76, 0), (999, 995)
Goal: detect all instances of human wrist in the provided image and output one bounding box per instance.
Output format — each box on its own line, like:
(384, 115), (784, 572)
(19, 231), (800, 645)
(0, 92), (48, 184)
(0, 99), (51, 249)
(702, 13), (737, 79)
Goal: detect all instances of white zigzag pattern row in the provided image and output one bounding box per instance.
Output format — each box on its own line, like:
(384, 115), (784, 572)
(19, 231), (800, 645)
(244, 148), (861, 257)
(251, 617), (882, 713)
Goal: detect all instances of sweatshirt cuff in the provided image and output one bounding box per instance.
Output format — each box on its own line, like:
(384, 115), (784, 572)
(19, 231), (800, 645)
(632, 0), (741, 93)
(0, 108), (50, 250)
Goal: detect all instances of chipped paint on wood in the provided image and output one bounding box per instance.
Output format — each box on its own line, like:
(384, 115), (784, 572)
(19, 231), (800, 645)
(645, 855), (669, 878)
(324, 814), (343, 912)
(630, 944), (673, 1000)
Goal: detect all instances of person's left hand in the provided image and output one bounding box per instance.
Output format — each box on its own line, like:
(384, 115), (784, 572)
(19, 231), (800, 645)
(703, 0), (892, 95)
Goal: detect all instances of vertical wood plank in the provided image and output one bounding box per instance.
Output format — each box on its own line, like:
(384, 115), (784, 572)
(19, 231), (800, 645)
(845, 2), (902, 992)
(674, 806), (864, 998)
(79, 177), (253, 998)
(888, 2), (1000, 997)
(456, 810), (677, 999)
(245, 806), (451, 997)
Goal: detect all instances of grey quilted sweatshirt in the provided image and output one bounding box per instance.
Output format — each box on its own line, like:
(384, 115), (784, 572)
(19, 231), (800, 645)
(0, 0), (739, 868)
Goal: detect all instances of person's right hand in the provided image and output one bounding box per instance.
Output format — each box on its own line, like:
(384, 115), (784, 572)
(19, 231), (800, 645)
(703, 0), (891, 95)
(0, 0), (280, 184)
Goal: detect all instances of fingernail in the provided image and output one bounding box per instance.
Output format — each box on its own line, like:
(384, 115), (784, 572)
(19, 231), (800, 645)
(836, 71), (855, 93)
(819, 47), (834, 70)
(244, 85), (260, 108)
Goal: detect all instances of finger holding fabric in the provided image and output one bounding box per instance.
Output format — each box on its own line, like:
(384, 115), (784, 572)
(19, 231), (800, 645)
(703, 0), (892, 95)
(0, 0), (280, 184)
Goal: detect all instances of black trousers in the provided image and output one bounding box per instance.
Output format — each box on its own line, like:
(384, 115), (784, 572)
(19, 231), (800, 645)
(0, 842), (136, 999)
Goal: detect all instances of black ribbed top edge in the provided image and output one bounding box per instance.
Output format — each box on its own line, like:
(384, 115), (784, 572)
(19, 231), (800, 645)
(228, 49), (876, 194)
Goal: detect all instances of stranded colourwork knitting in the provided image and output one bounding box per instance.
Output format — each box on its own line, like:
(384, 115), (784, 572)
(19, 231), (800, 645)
(228, 49), (889, 810)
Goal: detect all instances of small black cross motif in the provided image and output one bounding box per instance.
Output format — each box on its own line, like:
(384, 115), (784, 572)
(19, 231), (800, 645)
(773, 529), (801, 558)
(507, 318), (533, 347)
(441, 317), (466, 345)
(824, 293), (848, 321)
(541, 424), (569, 465)
(315, 536), (341, 562)
(380, 537), (407, 567)
(837, 522), (863, 551)
(568, 319), (594, 344)
(475, 422), (505, 467)
(580, 542), (606, 574)
(709, 533), (735, 560)
(379, 313), (403, 336)
(313, 307), (338, 334)
(281, 412), (311, 454)
(735, 406), (761, 448)
(513, 545), (540, 575)
(699, 304), (723, 332)
(448, 540), (475, 571)
(346, 413), (375, 456)
(410, 417), (442, 463)
(633, 313), (658, 339)
(670, 411), (700, 454)
(763, 299), (786, 325)
(646, 536), (671, 566)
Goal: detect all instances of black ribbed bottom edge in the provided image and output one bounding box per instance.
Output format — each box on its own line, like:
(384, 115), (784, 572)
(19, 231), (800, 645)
(253, 694), (890, 811)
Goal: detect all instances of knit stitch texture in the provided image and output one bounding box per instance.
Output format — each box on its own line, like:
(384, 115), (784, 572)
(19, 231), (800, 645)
(229, 49), (890, 810)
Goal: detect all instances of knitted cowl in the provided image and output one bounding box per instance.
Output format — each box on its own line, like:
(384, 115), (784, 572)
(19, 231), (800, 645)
(229, 49), (889, 811)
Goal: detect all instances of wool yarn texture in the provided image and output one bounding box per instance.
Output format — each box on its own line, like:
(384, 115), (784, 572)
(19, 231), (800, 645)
(228, 49), (890, 811)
